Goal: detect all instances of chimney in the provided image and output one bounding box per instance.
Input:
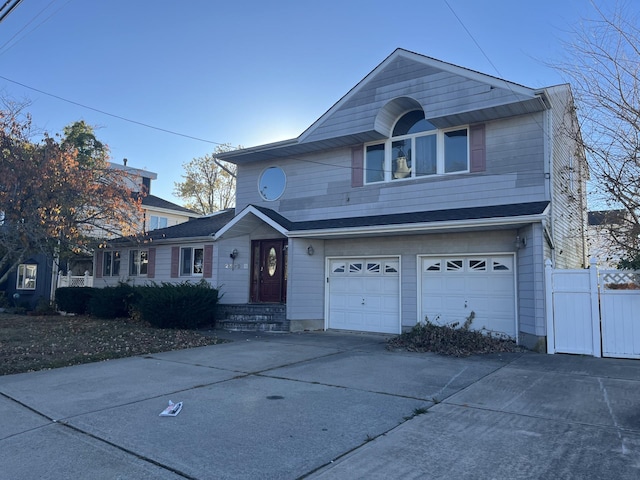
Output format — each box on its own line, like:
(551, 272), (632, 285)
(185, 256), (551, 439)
(123, 158), (128, 166)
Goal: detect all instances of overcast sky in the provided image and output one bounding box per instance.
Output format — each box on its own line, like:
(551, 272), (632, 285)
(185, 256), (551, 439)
(0, 0), (615, 205)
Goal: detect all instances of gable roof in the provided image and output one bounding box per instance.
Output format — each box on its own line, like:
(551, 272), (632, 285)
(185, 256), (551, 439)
(217, 48), (550, 165)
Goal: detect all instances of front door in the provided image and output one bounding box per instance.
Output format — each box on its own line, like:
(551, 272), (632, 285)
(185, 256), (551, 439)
(251, 239), (287, 303)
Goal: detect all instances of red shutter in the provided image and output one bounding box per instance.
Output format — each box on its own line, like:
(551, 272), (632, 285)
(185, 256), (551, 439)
(170, 246), (180, 278)
(470, 124), (486, 173)
(351, 146), (364, 187)
(147, 248), (156, 278)
(95, 251), (103, 278)
(203, 245), (213, 278)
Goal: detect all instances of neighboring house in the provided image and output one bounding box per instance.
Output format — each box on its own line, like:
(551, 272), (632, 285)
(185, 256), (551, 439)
(95, 49), (588, 350)
(587, 210), (627, 269)
(2, 160), (198, 309)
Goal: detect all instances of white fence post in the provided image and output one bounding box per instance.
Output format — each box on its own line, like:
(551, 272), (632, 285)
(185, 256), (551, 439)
(589, 258), (602, 358)
(545, 259), (556, 354)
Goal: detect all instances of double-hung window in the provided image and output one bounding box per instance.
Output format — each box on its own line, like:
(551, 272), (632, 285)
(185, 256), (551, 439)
(181, 247), (204, 276)
(16, 264), (37, 290)
(103, 251), (121, 276)
(129, 249), (148, 276)
(365, 110), (469, 184)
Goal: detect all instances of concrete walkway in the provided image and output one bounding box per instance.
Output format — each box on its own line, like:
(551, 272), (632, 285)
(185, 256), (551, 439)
(1, 330), (639, 479)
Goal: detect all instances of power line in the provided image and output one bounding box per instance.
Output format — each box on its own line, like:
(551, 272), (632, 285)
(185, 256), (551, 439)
(0, 73), (226, 145)
(0, 0), (23, 24)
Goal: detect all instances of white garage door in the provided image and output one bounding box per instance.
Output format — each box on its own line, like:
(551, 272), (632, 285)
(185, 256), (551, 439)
(328, 257), (400, 334)
(421, 255), (516, 338)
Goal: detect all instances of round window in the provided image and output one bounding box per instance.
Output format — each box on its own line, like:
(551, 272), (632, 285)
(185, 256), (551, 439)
(258, 166), (286, 201)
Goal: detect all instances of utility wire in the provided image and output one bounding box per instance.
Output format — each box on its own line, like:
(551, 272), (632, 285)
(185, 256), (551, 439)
(0, 74), (226, 145)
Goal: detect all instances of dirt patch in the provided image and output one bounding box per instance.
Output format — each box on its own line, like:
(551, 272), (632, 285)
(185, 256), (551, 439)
(0, 313), (223, 376)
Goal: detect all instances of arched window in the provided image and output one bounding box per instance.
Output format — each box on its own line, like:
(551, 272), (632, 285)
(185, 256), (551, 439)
(364, 110), (469, 183)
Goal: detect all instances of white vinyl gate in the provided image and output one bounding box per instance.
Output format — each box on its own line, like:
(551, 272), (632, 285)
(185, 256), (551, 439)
(546, 259), (640, 359)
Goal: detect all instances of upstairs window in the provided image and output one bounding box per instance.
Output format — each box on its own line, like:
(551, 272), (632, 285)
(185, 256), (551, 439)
(149, 215), (168, 231)
(364, 110), (469, 184)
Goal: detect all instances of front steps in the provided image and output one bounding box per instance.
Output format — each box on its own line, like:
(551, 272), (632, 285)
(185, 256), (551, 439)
(216, 304), (289, 332)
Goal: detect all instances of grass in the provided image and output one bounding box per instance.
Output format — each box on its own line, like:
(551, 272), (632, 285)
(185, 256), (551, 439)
(0, 312), (224, 376)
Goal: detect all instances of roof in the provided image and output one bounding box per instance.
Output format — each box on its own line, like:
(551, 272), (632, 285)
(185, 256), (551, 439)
(215, 201), (550, 240)
(141, 194), (199, 215)
(107, 209), (235, 245)
(588, 210), (626, 227)
(217, 48), (549, 165)
(254, 201), (550, 232)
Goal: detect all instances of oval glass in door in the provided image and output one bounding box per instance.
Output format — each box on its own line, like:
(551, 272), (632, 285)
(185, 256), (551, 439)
(267, 247), (277, 276)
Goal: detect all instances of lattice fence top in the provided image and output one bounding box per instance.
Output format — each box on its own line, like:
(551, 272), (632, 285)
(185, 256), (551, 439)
(600, 270), (640, 290)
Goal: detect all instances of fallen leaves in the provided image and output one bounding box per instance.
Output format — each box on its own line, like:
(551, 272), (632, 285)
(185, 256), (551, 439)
(0, 313), (223, 375)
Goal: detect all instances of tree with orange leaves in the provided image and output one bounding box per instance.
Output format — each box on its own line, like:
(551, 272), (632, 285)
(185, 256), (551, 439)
(0, 107), (143, 286)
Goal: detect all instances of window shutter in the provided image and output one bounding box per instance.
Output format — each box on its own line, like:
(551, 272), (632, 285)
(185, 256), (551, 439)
(95, 251), (103, 278)
(351, 146), (364, 187)
(203, 245), (213, 278)
(147, 248), (156, 278)
(470, 124), (486, 173)
(171, 246), (180, 278)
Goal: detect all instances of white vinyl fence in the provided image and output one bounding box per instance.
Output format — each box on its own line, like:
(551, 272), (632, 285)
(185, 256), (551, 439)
(546, 259), (640, 359)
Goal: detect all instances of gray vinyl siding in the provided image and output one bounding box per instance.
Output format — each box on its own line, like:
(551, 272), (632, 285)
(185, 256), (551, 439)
(516, 223), (546, 337)
(235, 112), (548, 222)
(215, 236), (251, 304)
(97, 243), (218, 287)
(546, 85), (588, 269)
(286, 239), (325, 321)
(303, 54), (539, 143)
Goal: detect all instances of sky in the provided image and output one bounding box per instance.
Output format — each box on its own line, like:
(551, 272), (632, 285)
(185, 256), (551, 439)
(0, 0), (616, 205)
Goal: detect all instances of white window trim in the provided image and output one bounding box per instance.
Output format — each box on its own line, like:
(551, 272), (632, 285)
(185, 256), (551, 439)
(364, 125), (470, 184)
(103, 250), (121, 277)
(180, 246), (204, 277)
(16, 264), (37, 290)
(129, 249), (148, 277)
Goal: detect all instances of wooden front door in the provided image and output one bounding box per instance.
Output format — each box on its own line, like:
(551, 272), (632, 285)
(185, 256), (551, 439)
(251, 239), (287, 303)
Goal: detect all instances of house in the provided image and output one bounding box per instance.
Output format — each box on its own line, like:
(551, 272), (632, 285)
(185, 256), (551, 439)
(587, 210), (627, 269)
(1, 161), (198, 309)
(96, 49), (588, 350)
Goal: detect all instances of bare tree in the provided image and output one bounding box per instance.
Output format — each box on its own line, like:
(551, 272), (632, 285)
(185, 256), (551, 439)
(174, 144), (238, 215)
(557, 2), (640, 266)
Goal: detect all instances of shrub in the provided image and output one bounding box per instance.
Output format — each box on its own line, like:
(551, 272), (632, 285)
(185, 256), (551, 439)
(55, 287), (94, 314)
(88, 283), (138, 319)
(132, 281), (219, 329)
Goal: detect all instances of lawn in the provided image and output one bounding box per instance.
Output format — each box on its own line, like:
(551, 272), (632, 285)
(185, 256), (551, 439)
(0, 313), (223, 376)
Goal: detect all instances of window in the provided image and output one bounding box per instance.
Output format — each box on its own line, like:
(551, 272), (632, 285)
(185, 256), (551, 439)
(129, 249), (148, 276)
(258, 166), (286, 201)
(17, 264), (37, 290)
(149, 215), (168, 231)
(364, 110), (469, 183)
(103, 251), (121, 276)
(180, 247), (204, 276)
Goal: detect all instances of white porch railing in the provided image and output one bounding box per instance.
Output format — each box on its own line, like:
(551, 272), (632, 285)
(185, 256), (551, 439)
(57, 270), (94, 288)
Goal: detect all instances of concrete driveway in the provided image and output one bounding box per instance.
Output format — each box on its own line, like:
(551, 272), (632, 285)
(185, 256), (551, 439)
(1, 330), (639, 479)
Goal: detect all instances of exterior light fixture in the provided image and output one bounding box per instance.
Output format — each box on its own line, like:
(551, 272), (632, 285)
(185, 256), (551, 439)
(307, 245), (314, 256)
(230, 249), (238, 259)
(515, 236), (526, 250)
